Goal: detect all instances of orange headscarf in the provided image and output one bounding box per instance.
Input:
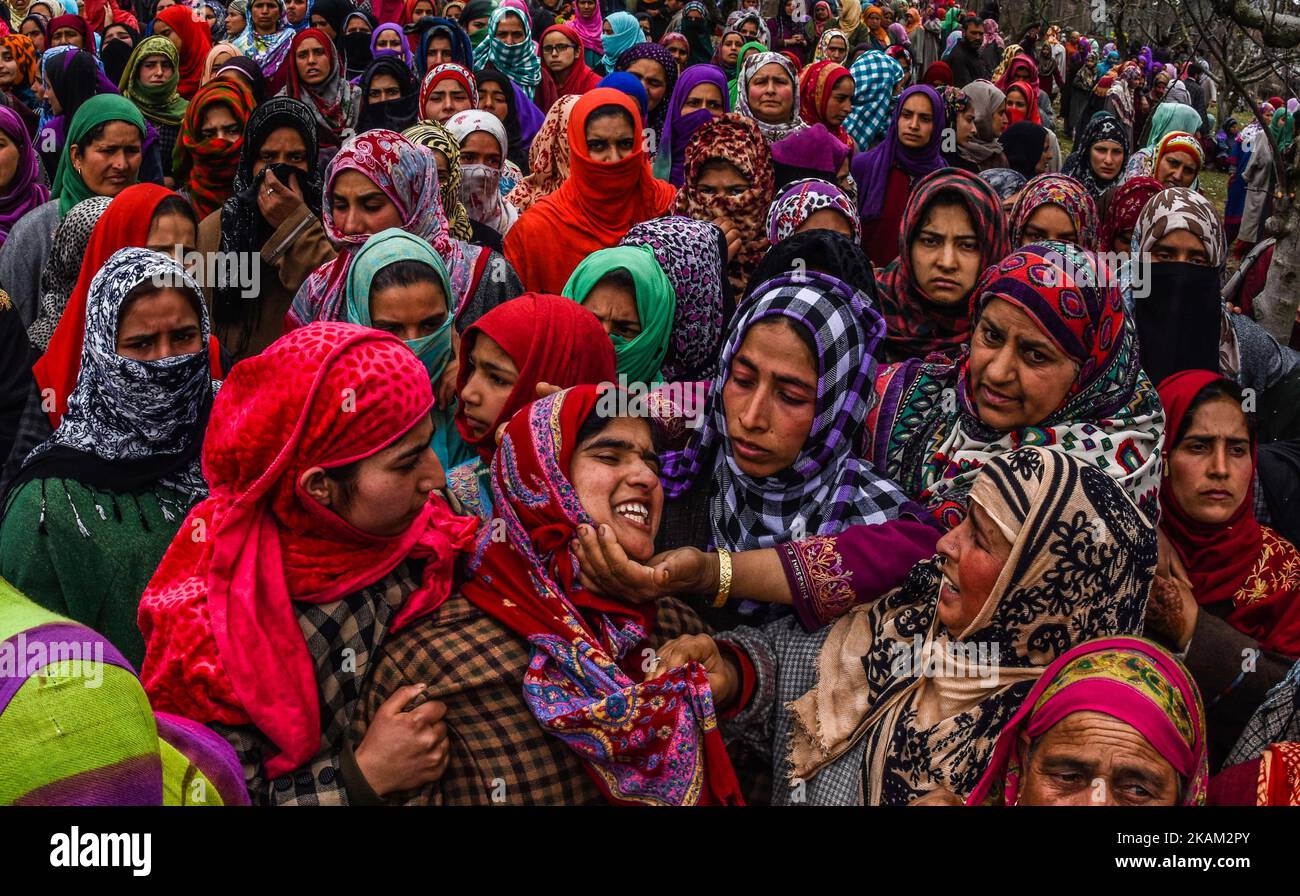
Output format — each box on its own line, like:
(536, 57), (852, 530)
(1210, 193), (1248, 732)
(503, 88), (676, 294)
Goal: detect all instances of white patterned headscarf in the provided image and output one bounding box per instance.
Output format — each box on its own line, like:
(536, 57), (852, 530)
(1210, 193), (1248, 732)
(735, 51), (808, 143)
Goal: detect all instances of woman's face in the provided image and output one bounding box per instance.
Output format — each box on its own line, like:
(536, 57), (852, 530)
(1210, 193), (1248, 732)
(105, 24), (134, 45)
(934, 500), (1012, 636)
(0, 47), (19, 89)
(1004, 89), (1028, 118)
(116, 287), (202, 362)
(747, 63), (794, 124)
(1111, 228), (1134, 256)
(345, 15), (371, 35)
(956, 106), (977, 144)
(815, 4), (829, 21)
(682, 81), (725, 117)
(825, 75), (854, 126)
(284, 0), (307, 23)
(366, 72), (403, 105)
(602, 19), (613, 35)
(1168, 396), (1252, 526)
(253, 125), (309, 178)
(720, 33), (743, 67)
(227, 9), (248, 35)
(991, 99), (1008, 136)
(1155, 149), (1199, 188)
(458, 332), (518, 442)
(897, 92), (935, 148)
(542, 30), (578, 74)
(798, 208), (854, 238)
(425, 79), (472, 122)
(426, 35), (454, 68)
(460, 130), (503, 168)
(1090, 138), (1124, 180)
(571, 415), (663, 562)
(50, 26), (84, 49)
(577, 0), (597, 17)
(146, 210), (197, 260)
(665, 40), (687, 70)
(374, 26), (404, 53)
(295, 37), (331, 86)
(330, 169), (403, 236)
(1018, 711), (1180, 805)
(694, 159), (746, 199)
(969, 297), (1078, 431)
(626, 58), (668, 113)
(722, 319), (818, 479)
(866, 10), (881, 28)
(369, 275), (449, 342)
(494, 12), (526, 45)
(0, 131), (17, 190)
(1019, 204), (1076, 245)
(584, 112), (636, 162)
(73, 122), (144, 198)
(413, 0), (435, 16)
(198, 103), (243, 143)
(1150, 229), (1212, 265)
(910, 202), (981, 306)
(307, 414), (444, 537)
(210, 48), (235, 71)
(478, 81), (510, 121)
(825, 36), (847, 62)
(251, 0), (280, 31)
(20, 22), (45, 53)
(581, 277), (640, 340)
(739, 20), (759, 40)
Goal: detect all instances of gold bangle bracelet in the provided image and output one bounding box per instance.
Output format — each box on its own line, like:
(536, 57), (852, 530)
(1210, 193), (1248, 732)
(712, 547), (733, 609)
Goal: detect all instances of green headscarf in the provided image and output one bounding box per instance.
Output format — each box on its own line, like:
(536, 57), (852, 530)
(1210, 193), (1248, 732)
(119, 37), (189, 129)
(1270, 108), (1294, 153)
(1141, 102), (1202, 154)
(730, 40), (767, 107)
(561, 245), (675, 385)
(52, 94), (148, 216)
(344, 227), (472, 472)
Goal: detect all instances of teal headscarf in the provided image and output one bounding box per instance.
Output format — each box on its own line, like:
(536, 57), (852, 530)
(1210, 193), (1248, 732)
(471, 6), (542, 97)
(52, 94), (147, 216)
(601, 11), (646, 73)
(561, 245), (675, 385)
(1141, 102), (1202, 154)
(344, 227), (472, 472)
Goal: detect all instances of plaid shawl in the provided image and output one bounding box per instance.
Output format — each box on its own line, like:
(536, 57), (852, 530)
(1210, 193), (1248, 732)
(661, 272), (912, 551)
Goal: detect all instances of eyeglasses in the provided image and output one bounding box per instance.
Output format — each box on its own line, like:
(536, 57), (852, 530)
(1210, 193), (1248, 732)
(542, 43), (577, 54)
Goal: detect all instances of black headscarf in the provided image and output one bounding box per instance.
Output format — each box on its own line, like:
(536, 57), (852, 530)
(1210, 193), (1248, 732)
(356, 55), (419, 134)
(341, 10), (377, 80)
(475, 67), (528, 170)
(414, 16), (473, 75)
(311, 0), (354, 47)
(214, 56), (268, 104)
(1060, 111), (1129, 199)
(998, 121), (1048, 180)
(743, 228), (879, 307)
(100, 30), (139, 87)
(215, 97), (322, 357)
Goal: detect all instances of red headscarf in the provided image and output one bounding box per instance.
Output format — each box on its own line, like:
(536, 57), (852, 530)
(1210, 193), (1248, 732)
(534, 24), (600, 114)
(1098, 175), (1162, 252)
(1004, 80), (1040, 125)
(82, 0), (140, 33)
(157, 4), (215, 99)
(32, 184), (222, 427)
(920, 60), (951, 86)
(418, 62), (477, 116)
(460, 385), (744, 805)
(46, 14), (92, 54)
(996, 51), (1038, 91)
(798, 60), (853, 146)
(174, 77), (256, 219)
(1158, 369), (1300, 656)
(454, 293), (616, 461)
(503, 88), (676, 293)
(138, 323), (479, 779)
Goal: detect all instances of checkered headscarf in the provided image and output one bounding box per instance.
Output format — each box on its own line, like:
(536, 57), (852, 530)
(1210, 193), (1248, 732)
(661, 272), (911, 550)
(843, 50), (904, 148)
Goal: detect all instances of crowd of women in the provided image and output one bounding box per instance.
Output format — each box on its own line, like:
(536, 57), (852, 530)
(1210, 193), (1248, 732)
(1, 0), (1299, 809)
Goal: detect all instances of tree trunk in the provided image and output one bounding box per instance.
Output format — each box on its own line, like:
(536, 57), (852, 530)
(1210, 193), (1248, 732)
(1254, 159), (1300, 344)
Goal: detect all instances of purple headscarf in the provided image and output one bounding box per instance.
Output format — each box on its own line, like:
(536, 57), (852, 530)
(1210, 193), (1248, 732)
(615, 41), (680, 139)
(771, 122), (852, 181)
(850, 83), (947, 220)
(887, 22), (910, 47)
(371, 23), (416, 70)
(658, 63), (730, 185)
(512, 79), (544, 149)
(0, 105), (50, 245)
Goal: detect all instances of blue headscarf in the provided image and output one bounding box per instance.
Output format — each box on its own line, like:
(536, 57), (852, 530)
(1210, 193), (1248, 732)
(600, 11), (644, 73)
